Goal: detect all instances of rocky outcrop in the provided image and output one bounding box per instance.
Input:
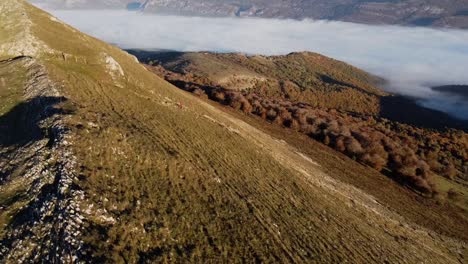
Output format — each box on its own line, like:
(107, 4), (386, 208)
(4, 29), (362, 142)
(0, 57), (84, 263)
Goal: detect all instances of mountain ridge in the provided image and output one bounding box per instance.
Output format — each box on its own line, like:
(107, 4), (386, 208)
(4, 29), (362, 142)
(30, 0), (468, 29)
(0, 0), (466, 262)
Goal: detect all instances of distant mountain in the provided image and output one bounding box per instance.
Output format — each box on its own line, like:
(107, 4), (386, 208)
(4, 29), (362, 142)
(31, 0), (468, 29)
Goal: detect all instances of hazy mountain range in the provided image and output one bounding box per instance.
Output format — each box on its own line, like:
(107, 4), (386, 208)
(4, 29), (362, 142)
(32, 0), (468, 28)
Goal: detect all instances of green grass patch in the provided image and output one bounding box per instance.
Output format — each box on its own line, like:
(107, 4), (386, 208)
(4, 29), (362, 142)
(432, 175), (468, 210)
(0, 60), (27, 116)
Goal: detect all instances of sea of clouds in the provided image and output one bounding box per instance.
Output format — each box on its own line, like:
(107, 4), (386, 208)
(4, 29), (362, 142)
(31, 4), (468, 119)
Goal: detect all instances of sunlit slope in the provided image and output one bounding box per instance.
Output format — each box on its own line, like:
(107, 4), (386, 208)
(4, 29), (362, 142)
(0, 0), (465, 263)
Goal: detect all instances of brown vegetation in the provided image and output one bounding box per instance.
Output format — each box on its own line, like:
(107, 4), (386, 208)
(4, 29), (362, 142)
(136, 51), (386, 115)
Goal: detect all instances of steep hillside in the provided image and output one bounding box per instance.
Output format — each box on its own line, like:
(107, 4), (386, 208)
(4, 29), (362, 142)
(30, 0), (468, 29)
(135, 50), (468, 206)
(0, 1), (467, 263)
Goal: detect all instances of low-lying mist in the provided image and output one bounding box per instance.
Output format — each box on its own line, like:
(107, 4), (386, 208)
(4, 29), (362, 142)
(35, 6), (468, 120)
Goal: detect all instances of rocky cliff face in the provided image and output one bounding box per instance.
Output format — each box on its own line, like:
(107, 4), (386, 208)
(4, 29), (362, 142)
(30, 0), (468, 29)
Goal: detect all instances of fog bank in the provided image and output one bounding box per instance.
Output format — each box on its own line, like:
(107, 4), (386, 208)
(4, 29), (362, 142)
(34, 6), (468, 119)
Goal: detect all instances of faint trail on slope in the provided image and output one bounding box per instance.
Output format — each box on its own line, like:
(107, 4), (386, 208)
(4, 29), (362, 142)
(193, 97), (465, 263)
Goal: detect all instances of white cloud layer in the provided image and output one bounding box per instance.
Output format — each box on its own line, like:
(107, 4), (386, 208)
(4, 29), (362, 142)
(34, 5), (468, 119)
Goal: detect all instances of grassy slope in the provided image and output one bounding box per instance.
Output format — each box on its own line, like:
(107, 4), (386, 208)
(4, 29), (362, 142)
(0, 1), (466, 262)
(211, 99), (468, 241)
(0, 60), (25, 116)
(0, 59), (29, 238)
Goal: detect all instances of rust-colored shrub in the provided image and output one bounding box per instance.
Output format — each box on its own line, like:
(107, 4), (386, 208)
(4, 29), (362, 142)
(443, 164), (458, 180)
(427, 158), (443, 172)
(213, 91), (226, 102)
(344, 136), (364, 156)
(266, 109), (278, 121)
(333, 136), (346, 152)
(361, 153), (387, 171)
(192, 88), (205, 97)
(241, 99), (253, 113)
(226, 92), (243, 110)
(411, 176), (433, 194)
